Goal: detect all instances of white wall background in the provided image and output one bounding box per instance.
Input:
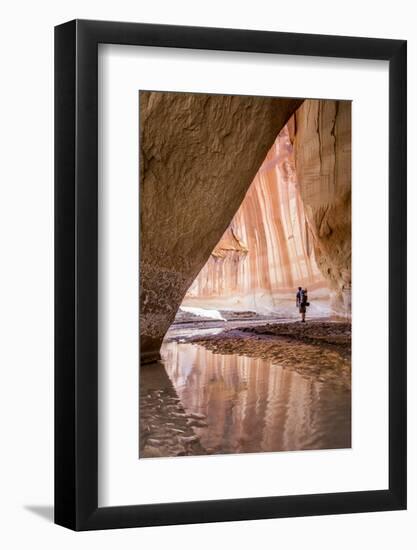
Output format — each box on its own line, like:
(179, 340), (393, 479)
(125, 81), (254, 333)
(0, 0), (414, 548)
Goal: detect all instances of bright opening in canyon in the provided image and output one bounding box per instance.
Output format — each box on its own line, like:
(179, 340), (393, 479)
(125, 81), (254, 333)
(179, 117), (331, 321)
(139, 92), (351, 459)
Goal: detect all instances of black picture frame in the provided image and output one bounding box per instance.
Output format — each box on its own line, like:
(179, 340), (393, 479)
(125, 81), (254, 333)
(55, 19), (407, 531)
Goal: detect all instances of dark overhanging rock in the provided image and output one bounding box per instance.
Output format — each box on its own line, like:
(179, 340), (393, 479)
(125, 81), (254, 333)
(140, 91), (303, 363)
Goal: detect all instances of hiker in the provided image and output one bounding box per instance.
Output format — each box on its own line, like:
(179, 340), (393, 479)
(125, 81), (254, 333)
(298, 288), (309, 322)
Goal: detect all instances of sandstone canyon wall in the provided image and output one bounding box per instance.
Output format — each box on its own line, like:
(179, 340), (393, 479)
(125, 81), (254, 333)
(292, 100), (351, 315)
(140, 92), (302, 361)
(183, 122), (329, 315)
(182, 99), (352, 318)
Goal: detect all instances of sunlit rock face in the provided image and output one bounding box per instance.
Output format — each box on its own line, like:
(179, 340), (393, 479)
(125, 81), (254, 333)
(292, 100), (351, 316)
(183, 121), (329, 316)
(140, 92), (302, 361)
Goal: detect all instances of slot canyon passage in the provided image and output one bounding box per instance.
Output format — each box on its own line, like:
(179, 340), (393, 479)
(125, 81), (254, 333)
(139, 92), (351, 458)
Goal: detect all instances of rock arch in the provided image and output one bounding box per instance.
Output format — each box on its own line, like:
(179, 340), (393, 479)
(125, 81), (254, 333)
(140, 91), (302, 362)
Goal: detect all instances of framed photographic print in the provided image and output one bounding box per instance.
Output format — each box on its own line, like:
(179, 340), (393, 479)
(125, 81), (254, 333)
(55, 19), (407, 530)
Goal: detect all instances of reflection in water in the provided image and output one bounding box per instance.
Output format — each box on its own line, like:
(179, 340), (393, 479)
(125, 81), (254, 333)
(161, 339), (351, 454)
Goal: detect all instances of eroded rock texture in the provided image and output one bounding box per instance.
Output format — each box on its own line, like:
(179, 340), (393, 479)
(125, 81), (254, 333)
(292, 100), (351, 315)
(183, 124), (328, 314)
(140, 92), (302, 361)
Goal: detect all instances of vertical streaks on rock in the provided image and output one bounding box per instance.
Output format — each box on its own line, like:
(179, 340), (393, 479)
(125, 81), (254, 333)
(184, 124), (328, 312)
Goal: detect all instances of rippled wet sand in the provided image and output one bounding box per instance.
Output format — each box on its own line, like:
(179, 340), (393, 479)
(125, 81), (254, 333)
(189, 324), (351, 391)
(140, 322), (351, 457)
